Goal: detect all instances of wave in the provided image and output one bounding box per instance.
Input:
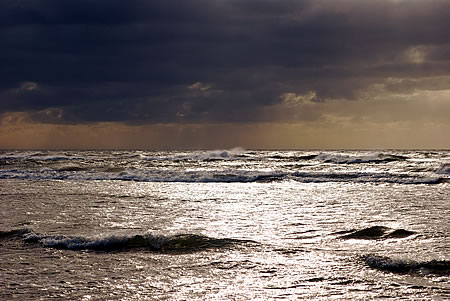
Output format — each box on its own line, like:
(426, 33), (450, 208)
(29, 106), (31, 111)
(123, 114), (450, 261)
(316, 153), (408, 164)
(265, 153), (319, 162)
(296, 154), (319, 161)
(0, 152), (85, 162)
(106, 170), (285, 183)
(362, 254), (450, 275)
(262, 152), (408, 164)
(137, 148), (251, 162)
(54, 165), (126, 173)
(56, 165), (90, 172)
(1, 228), (247, 253)
(0, 168), (285, 183)
(291, 171), (445, 185)
(0, 151), (45, 160)
(0, 228), (33, 239)
(338, 226), (415, 240)
(437, 163), (450, 174)
(0, 168), (444, 185)
(175, 147), (248, 161)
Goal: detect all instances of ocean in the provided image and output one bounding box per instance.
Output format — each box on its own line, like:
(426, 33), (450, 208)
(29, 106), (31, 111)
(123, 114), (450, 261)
(1, 149), (449, 300)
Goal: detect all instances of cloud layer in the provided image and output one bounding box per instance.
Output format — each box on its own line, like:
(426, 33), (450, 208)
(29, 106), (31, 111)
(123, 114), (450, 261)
(1, 0), (449, 127)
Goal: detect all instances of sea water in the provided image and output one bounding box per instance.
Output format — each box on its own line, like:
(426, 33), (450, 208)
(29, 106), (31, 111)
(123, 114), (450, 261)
(0, 149), (449, 300)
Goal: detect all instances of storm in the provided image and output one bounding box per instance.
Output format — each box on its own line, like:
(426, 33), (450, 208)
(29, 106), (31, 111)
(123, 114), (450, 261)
(1, 0), (449, 149)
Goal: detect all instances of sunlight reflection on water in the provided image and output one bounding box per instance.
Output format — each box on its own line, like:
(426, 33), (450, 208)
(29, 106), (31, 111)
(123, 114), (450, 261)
(1, 149), (449, 299)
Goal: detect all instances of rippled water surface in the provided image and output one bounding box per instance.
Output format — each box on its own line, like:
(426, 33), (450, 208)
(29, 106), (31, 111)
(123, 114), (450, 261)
(1, 150), (449, 299)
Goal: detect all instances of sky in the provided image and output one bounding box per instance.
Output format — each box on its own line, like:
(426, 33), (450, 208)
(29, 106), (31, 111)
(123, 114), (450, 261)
(1, 0), (449, 149)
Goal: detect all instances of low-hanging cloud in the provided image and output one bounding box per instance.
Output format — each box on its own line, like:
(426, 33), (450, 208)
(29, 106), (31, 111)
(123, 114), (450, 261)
(0, 0), (449, 125)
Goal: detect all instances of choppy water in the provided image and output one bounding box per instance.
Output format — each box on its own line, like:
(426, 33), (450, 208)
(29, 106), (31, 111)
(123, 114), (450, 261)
(1, 149), (449, 300)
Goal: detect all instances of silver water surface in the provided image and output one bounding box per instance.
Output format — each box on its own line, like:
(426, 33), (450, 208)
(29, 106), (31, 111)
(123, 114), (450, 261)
(1, 150), (449, 300)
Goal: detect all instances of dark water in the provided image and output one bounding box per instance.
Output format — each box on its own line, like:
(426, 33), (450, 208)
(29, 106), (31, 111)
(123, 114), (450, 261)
(1, 149), (449, 299)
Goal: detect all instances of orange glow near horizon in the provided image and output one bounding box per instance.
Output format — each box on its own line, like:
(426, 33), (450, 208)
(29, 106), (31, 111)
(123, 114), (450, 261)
(1, 86), (449, 150)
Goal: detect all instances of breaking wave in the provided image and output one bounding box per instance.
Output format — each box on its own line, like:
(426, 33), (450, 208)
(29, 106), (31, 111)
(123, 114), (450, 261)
(0, 168), (444, 184)
(1, 150), (447, 185)
(362, 254), (450, 275)
(174, 147), (248, 161)
(1, 228), (248, 253)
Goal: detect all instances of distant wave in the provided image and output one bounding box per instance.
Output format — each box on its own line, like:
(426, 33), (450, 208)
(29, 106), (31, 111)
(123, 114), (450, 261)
(0, 151), (45, 160)
(264, 152), (408, 164)
(291, 171), (444, 185)
(1, 228), (249, 253)
(315, 153), (408, 164)
(337, 226), (415, 240)
(437, 163), (450, 174)
(0, 150), (447, 185)
(0, 228), (33, 239)
(0, 150), (410, 164)
(0, 168), (444, 184)
(174, 147), (248, 161)
(56, 165), (90, 172)
(0, 152), (85, 162)
(362, 254), (450, 275)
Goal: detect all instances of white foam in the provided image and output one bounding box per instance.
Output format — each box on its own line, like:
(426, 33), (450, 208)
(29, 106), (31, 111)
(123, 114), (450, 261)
(175, 147), (247, 161)
(21, 231), (167, 251)
(0, 167), (443, 184)
(18, 230), (240, 252)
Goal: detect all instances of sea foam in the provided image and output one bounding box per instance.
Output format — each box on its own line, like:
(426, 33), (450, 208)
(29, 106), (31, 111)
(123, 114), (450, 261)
(3, 228), (247, 253)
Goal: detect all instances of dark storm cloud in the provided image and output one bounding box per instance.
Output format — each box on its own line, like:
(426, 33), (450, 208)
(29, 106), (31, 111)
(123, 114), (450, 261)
(1, 0), (449, 124)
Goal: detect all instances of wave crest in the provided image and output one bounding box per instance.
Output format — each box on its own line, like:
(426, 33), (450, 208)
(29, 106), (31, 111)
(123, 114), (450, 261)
(3, 228), (246, 253)
(1, 168), (443, 185)
(316, 153), (408, 164)
(362, 254), (450, 275)
(0, 227), (34, 239)
(339, 226), (415, 240)
(437, 163), (450, 174)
